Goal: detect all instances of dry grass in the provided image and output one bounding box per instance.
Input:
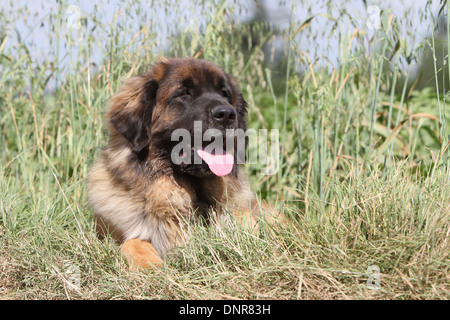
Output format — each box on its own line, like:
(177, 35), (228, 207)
(1, 164), (448, 300)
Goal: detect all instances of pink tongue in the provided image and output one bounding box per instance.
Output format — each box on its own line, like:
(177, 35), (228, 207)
(196, 149), (234, 176)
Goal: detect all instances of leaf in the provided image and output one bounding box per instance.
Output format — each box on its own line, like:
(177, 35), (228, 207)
(293, 16), (315, 37)
(374, 113), (440, 159)
(374, 118), (408, 158)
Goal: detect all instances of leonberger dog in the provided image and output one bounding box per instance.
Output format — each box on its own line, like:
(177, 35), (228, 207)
(87, 57), (262, 269)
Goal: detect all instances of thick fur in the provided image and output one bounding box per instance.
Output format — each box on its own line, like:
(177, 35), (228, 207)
(87, 57), (257, 268)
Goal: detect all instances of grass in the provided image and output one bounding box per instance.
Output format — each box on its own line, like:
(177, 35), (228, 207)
(0, 1), (449, 299)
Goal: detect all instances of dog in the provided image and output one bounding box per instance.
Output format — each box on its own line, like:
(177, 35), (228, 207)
(87, 57), (262, 269)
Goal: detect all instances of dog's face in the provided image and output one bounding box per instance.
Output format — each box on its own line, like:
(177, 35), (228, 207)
(109, 58), (248, 178)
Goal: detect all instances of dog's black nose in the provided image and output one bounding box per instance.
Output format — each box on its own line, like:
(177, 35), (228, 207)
(212, 106), (236, 125)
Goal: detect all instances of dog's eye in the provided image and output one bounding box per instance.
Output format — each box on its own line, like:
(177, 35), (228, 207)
(221, 89), (230, 99)
(180, 89), (190, 97)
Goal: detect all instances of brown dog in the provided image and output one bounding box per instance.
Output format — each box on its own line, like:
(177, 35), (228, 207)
(87, 57), (260, 269)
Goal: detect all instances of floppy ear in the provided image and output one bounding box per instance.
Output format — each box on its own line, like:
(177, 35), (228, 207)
(109, 77), (158, 153)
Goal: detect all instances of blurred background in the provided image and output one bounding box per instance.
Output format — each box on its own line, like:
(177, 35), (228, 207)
(0, 0), (445, 91)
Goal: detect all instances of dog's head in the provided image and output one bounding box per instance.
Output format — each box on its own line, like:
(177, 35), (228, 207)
(107, 57), (248, 178)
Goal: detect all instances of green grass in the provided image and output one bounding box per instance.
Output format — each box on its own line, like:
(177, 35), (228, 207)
(0, 1), (449, 299)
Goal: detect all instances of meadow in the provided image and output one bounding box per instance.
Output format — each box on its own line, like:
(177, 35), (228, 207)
(0, 1), (448, 299)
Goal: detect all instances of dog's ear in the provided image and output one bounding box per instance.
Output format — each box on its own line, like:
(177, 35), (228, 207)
(109, 77), (158, 153)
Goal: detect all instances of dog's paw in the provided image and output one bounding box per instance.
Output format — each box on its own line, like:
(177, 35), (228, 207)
(121, 238), (163, 270)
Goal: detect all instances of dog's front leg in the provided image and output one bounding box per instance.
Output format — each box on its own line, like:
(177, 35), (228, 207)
(122, 177), (194, 270)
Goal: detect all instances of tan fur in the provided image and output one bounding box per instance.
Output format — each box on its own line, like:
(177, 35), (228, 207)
(121, 239), (163, 269)
(87, 58), (258, 269)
